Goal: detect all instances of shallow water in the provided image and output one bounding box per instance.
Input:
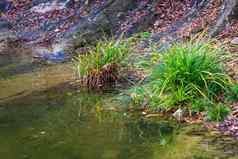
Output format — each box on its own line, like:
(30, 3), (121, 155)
(0, 60), (237, 159)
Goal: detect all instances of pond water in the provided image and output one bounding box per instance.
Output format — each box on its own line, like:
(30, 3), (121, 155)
(0, 56), (237, 159)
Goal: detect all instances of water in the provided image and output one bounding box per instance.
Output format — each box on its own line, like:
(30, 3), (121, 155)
(0, 59), (237, 159)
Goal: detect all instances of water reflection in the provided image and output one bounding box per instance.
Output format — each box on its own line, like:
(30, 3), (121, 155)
(0, 87), (222, 159)
(0, 63), (233, 159)
(0, 92), (160, 159)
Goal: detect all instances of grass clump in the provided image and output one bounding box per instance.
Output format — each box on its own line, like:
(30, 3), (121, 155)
(74, 39), (130, 89)
(191, 99), (230, 122)
(206, 103), (230, 122)
(225, 84), (238, 102)
(121, 39), (232, 121)
(150, 40), (231, 104)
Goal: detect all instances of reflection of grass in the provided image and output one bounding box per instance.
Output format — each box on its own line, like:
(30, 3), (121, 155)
(0, 83), (226, 159)
(152, 125), (225, 159)
(0, 63), (18, 79)
(0, 71), (8, 80)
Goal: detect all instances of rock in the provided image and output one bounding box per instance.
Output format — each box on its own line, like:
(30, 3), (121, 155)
(209, 0), (238, 37)
(0, 28), (16, 41)
(71, 0), (137, 45)
(70, 0), (158, 46)
(191, 0), (203, 7)
(0, 37), (19, 55)
(0, 20), (11, 29)
(0, 0), (11, 13)
(40, 131), (46, 135)
(231, 37), (238, 45)
(75, 47), (90, 55)
(35, 50), (65, 62)
(0, 41), (7, 53)
(173, 108), (186, 121)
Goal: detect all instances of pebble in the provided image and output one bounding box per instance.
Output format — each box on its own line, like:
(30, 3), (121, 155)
(173, 108), (185, 121)
(40, 131), (46, 135)
(230, 37), (238, 45)
(142, 111), (147, 115)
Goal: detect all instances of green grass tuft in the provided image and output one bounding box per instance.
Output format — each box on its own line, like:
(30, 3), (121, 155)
(150, 40), (231, 105)
(119, 39), (232, 121)
(225, 84), (238, 102)
(73, 39), (130, 89)
(206, 103), (230, 122)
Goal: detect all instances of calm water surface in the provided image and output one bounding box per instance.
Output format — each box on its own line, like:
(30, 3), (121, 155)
(0, 58), (237, 159)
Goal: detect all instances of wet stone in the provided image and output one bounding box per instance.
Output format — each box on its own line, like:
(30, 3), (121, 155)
(173, 108), (186, 121)
(231, 37), (238, 45)
(0, 0), (11, 13)
(0, 19), (11, 29)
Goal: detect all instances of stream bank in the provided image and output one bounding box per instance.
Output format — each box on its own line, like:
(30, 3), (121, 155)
(0, 0), (238, 159)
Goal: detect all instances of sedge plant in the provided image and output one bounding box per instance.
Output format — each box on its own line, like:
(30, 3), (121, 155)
(74, 39), (130, 89)
(150, 40), (232, 107)
(120, 39), (232, 121)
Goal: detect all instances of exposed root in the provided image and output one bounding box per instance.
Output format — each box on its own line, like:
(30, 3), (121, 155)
(80, 63), (118, 90)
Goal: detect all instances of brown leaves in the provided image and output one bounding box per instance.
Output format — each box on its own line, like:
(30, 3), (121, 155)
(3, 0), (106, 45)
(218, 21), (238, 40)
(151, 0), (192, 33)
(177, 0), (222, 39)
